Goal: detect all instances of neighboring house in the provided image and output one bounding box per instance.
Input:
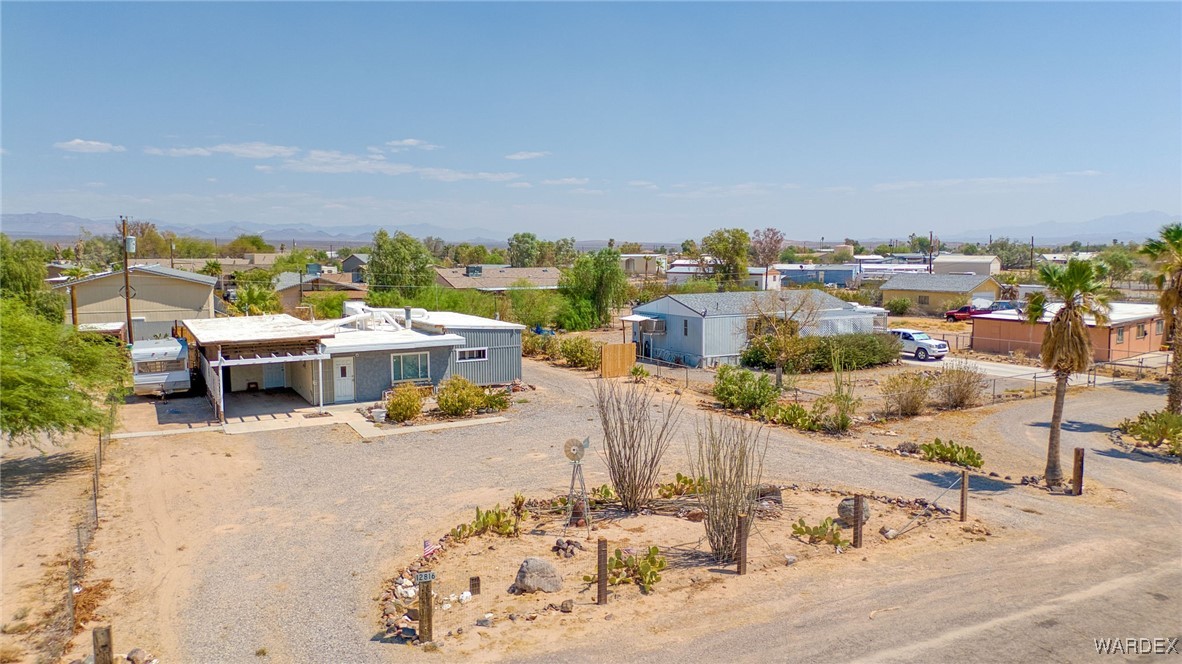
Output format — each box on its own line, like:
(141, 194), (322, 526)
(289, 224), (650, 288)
(54, 264), (217, 340)
(971, 302), (1164, 362)
(774, 263), (863, 288)
(629, 290), (886, 367)
(932, 254), (1002, 276)
(884, 253), (931, 264)
(1038, 252), (1098, 265)
(853, 255), (886, 264)
(45, 261), (77, 282)
(665, 257), (719, 285)
(620, 254), (668, 277)
(345, 302), (525, 385)
(340, 253), (370, 276)
(273, 271), (368, 315)
(745, 267), (782, 291)
(434, 266), (561, 291)
(879, 274), (1002, 315)
(859, 263), (932, 279)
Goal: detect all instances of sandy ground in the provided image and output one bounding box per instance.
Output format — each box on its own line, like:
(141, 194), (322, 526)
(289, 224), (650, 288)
(13, 360), (1180, 662)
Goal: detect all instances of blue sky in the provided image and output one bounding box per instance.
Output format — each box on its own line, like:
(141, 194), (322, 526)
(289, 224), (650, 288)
(2, 2), (1179, 241)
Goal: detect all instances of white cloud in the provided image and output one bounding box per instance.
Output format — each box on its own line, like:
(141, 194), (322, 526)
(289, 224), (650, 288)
(820, 185), (857, 194)
(83, 181), (106, 188)
(0, 148), (8, 156)
(144, 142), (297, 159)
(658, 182), (774, 199)
(542, 177), (589, 186)
(505, 151), (551, 160)
(54, 138), (126, 153)
(571, 188), (605, 195)
(386, 138), (441, 151)
(279, 150), (518, 182)
(507, 182), (534, 188)
(627, 180), (658, 190)
(206, 177), (218, 183)
(254, 165), (274, 173)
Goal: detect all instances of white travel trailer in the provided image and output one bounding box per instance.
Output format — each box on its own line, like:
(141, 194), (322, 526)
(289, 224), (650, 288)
(131, 338), (191, 396)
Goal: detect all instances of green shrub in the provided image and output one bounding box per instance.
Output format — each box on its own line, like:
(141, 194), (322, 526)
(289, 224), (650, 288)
(385, 384), (423, 423)
(885, 298), (912, 315)
(791, 517), (850, 548)
(713, 365), (779, 412)
(450, 504), (524, 541)
(751, 333), (900, 373)
(880, 372), (931, 417)
(522, 331), (548, 357)
(630, 364), (650, 382)
(555, 297), (597, 331)
(437, 376), (487, 417)
(757, 401), (819, 431)
(920, 437), (984, 468)
(582, 546), (667, 594)
(482, 388), (511, 412)
(656, 472), (707, 498)
(1119, 410), (1182, 455)
(559, 335), (602, 369)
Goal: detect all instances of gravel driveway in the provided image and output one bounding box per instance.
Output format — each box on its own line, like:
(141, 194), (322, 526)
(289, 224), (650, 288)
(176, 361), (1181, 662)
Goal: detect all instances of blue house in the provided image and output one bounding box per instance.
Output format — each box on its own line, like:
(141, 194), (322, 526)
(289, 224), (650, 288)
(629, 290), (885, 367)
(774, 263), (863, 288)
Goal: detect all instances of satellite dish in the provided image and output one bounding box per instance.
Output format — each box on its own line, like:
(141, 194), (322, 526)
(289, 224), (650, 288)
(564, 438), (585, 462)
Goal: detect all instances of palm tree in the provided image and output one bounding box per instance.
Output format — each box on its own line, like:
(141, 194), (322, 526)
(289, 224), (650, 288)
(1140, 224), (1182, 414)
(1025, 259), (1110, 486)
(61, 265), (91, 326)
(198, 260), (223, 277)
(233, 283), (282, 316)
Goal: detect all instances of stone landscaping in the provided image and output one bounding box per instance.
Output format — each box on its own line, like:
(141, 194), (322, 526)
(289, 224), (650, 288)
(376, 482), (997, 654)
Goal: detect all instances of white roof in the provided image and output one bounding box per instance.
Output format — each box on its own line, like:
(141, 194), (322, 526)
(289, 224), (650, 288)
(620, 314), (653, 322)
(409, 311), (526, 331)
(131, 338), (186, 362)
(932, 254), (1000, 263)
(183, 314), (332, 345)
(973, 302), (1159, 326)
(320, 328), (465, 354)
(79, 322), (125, 332)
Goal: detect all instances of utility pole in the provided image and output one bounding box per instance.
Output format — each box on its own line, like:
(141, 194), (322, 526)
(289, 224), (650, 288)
(928, 230), (934, 274)
(170, 241), (175, 269)
(121, 216), (135, 343)
(1030, 236), (1036, 279)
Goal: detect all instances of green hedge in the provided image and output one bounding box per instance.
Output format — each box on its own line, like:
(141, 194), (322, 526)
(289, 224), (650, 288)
(741, 332), (901, 373)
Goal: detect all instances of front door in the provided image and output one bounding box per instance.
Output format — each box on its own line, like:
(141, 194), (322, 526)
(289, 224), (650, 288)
(333, 357), (355, 403)
(263, 363), (286, 389)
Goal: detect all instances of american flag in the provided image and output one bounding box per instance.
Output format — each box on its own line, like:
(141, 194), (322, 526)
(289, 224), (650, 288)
(423, 539), (441, 558)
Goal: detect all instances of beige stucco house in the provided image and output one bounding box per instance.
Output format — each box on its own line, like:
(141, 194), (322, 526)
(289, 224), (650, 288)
(55, 264), (217, 340)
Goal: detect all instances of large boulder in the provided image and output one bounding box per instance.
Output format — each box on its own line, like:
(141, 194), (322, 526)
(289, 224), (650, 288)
(510, 557), (563, 594)
(838, 497), (871, 526)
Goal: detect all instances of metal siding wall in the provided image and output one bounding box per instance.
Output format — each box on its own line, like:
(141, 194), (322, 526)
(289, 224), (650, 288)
(703, 316), (747, 359)
(449, 329), (522, 385)
(645, 314), (706, 365)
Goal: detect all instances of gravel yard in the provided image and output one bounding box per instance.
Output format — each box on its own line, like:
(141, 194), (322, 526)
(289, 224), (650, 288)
(65, 359), (1182, 662)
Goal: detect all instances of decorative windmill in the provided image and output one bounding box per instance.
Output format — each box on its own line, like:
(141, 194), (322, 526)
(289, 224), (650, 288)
(562, 437), (592, 538)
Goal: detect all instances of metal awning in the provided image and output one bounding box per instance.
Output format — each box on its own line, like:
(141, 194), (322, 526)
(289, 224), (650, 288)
(620, 314), (653, 322)
(214, 351), (330, 367)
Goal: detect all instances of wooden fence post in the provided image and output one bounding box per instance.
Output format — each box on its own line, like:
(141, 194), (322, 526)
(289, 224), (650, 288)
(1072, 448), (1085, 496)
(92, 625), (113, 664)
(852, 495), (864, 548)
(736, 514), (750, 575)
(418, 579), (433, 642)
(596, 538), (608, 605)
(959, 470), (969, 522)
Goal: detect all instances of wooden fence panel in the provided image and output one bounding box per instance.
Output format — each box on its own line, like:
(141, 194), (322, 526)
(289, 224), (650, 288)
(600, 343), (637, 378)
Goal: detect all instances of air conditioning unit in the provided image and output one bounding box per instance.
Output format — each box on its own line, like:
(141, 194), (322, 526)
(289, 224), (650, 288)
(640, 318), (666, 334)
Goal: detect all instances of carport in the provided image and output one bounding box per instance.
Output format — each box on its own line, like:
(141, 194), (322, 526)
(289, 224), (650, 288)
(182, 315), (333, 423)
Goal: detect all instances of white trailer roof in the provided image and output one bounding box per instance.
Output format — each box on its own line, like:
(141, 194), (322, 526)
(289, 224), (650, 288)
(183, 314), (332, 345)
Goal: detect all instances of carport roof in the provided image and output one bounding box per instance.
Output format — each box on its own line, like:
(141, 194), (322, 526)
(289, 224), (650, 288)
(321, 328), (465, 354)
(183, 314), (333, 345)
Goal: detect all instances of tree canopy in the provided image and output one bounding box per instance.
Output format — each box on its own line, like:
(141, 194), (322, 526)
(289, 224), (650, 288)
(367, 229), (436, 300)
(701, 228), (750, 286)
(559, 248), (628, 327)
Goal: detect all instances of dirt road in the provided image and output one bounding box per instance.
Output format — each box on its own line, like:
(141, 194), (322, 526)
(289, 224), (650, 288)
(63, 362), (1182, 662)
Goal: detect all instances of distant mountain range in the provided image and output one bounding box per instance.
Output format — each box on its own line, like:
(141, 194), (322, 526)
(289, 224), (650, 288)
(0, 213), (507, 246)
(2, 210), (1178, 247)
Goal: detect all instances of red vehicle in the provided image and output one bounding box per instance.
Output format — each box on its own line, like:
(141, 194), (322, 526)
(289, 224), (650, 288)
(944, 305), (989, 322)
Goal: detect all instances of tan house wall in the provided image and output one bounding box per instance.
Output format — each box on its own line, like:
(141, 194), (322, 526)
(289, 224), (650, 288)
(881, 282), (1001, 316)
(66, 272), (214, 325)
(971, 315), (1166, 362)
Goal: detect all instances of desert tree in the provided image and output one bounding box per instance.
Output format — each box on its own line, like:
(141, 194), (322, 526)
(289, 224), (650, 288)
(593, 380), (683, 512)
(690, 416), (768, 563)
(1140, 224), (1182, 414)
(62, 265), (91, 326)
(1025, 259), (1110, 485)
(750, 228), (785, 268)
(744, 290), (822, 388)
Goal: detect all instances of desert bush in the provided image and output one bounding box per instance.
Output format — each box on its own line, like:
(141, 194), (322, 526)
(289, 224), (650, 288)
(583, 545), (667, 594)
(656, 472), (707, 498)
(385, 383), (424, 423)
(810, 351), (861, 433)
(791, 517), (850, 548)
(437, 376), (486, 417)
(885, 298), (912, 315)
(713, 365), (779, 412)
(757, 401), (819, 431)
(630, 364), (650, 382)
(690, 416), (767, 563)
(920, 437), (984, 469)
(450, 504), (524, 540)
(522, 331), (561, 359)
(559, 335), (602, 369)
(880, 371), (932, 417)
(753, 333), (900, 373)
(933, 361), (987, 409)
(1119, 410), (1182, 455)
(594, 381), (683, 512)
(482, 388), (511, 412)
